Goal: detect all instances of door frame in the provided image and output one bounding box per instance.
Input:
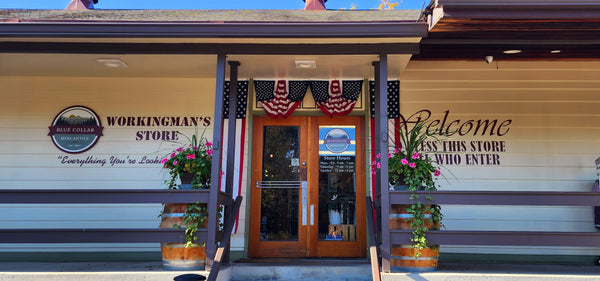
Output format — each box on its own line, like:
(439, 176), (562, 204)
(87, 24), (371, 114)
(248, 116), (366, 258)
(309, 116), (366, 258)
(248, 117), (308, 257)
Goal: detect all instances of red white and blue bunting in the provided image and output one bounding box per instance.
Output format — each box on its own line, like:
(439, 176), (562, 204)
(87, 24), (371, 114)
(254, 80), (305, 119)
(312, 80), (363, 117)
(254, 80), (363, 118)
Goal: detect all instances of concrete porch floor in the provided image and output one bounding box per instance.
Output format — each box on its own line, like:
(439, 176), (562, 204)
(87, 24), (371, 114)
(1, 260), (600, 281)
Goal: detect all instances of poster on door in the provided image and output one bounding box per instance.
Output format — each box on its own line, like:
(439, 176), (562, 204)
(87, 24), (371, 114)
(319, 126), (357, 241)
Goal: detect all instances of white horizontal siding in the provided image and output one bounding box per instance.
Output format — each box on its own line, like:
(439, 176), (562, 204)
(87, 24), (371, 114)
(402, 60), (600, 256)
(0, 76), (218, 253)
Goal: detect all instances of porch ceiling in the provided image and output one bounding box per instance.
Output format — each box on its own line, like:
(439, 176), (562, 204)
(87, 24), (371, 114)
(0, 53), (413, 79)
(0, 9), (426, 79)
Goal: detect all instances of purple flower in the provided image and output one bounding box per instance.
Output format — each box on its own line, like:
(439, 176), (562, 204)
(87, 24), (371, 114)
(409, 162), (416, 168)
(401, 158), (409, 165)
(412, 152), (420, 159)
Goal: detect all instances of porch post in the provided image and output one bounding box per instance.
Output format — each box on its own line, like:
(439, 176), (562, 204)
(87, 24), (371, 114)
(373, 53), (391, 272)
(207, 53), (227, 271)
(223, 60), (240, 264)
(225, 61), (240, 196)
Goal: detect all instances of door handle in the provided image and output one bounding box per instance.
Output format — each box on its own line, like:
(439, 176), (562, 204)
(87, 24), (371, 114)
(302, 181), (308, 226)
(256, 181), (308, 226)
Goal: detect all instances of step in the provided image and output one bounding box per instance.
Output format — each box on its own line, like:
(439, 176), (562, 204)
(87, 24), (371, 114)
(230, 258), (372, 281)
(0, 261), (230, 281)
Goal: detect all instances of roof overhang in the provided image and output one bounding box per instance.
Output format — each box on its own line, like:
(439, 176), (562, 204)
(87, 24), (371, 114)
(0, 9), (428, 78)
(0, 21), (428, 39)
(0, 20), (427, 56)
(416, 0), (600, 60)
(437, 0), (600, 19)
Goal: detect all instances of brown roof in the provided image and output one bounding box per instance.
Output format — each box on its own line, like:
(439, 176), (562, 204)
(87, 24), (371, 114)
(0, 9), (423, 23)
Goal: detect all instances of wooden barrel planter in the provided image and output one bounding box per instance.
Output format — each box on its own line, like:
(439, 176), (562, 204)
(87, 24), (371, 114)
(160, 203), (207, 271)
(389, 204), (440, 273)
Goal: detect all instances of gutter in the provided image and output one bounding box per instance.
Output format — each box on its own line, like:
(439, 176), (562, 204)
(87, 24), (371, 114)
(433, 0), (600, 19)
(0, 21), (428, 39)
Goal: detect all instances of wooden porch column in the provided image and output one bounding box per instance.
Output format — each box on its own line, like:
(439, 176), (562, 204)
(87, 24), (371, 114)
(222, 60), (240, 264)
(207, 53), (227, 271)
(373, 54), (391, 272)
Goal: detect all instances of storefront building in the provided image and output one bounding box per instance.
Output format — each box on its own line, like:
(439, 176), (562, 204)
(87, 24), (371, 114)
(1, 0), (599, 271)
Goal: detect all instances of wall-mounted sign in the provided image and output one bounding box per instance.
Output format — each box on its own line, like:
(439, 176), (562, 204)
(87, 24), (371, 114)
(48, 106), (104, 154)
(397, 109), (512, 166)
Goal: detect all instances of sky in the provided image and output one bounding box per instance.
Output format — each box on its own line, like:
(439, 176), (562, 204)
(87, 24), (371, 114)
(0, 0), (428, 10)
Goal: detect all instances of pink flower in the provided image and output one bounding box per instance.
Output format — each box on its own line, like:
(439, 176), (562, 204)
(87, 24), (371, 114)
(371, 161), (377, 165)
(377, 162), (381, 169)
(434, 170), (441, 177)
(412, 152), (420, 159)
(176, 147), (183, 152)
(173, 160), (178, 165)
(193, 146), (198, 150)
(388, 153), (392, 158)
(207, 149), (213, 156)
(376, 153), (381, 159)
(401, 158), (409, 165)
(161, 158), (168, 164)
(186, 153), (196, 160)
(393, 148), (398, 154)
(205, 142), (213, 147)
(170, 153), (175, 158)
(409, 162), (416, 168)
(371, 170), (376, 175)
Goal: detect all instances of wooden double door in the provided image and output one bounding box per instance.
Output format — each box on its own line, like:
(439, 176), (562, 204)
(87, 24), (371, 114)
(249, 116), (366, 258)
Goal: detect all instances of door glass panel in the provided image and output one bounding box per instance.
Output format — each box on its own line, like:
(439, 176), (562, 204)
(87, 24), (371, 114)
(260, 126), (300, 241)
(318, 126), (356, 241)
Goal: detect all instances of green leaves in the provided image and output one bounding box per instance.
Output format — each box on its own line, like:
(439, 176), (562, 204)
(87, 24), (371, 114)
(162, 130), (213, 190)
(181, 202), (207, 247)
(387, 119), (451, 256)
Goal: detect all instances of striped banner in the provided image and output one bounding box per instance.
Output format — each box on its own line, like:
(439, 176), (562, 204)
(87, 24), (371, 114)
(368, 80), (401, 198)
(221, 81), (249, 233)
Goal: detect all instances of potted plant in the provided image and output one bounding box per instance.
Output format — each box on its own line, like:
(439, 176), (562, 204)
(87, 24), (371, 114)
(380, 121), (444, 272)
(159, 132), (213, 271)
(162, 133), (213, 190)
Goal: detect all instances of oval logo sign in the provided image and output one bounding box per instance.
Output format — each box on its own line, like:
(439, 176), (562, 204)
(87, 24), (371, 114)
(48, 106), (104, 153)
(323, 128), (351, 154)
